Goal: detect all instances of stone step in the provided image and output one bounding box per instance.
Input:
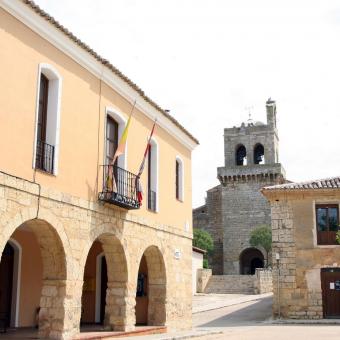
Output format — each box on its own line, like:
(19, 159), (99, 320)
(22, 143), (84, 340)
(204, 275), (255, 294)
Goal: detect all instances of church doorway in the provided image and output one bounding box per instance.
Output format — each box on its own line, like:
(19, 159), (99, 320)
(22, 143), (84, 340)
(240, 248), (264, 275)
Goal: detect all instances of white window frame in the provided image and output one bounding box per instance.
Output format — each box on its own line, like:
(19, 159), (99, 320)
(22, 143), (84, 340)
(105, 107), (127, 169)
(8, 238), (22, 328)
(33, 63), (62, 175)
(149, 138), (159, 212)
(175, 156), (184, 202)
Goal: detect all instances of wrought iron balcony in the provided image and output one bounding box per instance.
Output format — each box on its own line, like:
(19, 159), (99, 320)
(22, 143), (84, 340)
(35, 140), (55, 174)
(148, 190), (157, 212)
(98, 165), (140, 210)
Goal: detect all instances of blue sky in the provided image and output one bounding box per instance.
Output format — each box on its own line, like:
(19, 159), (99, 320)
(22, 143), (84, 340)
(35, 0), (340, 207)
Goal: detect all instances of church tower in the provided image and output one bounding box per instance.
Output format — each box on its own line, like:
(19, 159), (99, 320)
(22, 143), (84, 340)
(217, 98), (285, 274)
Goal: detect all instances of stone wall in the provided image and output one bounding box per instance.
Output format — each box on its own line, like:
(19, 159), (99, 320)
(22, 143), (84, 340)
(197, 270), (273, 295)
(267, 193), (340, 320)
(196, 268), (212, 293)
(254, 269), (273, 294)
(193, 186), (224, 275)
(0, 172), (193, 339)
(204, 275), (255, 294)
(220, 173), (286, 275)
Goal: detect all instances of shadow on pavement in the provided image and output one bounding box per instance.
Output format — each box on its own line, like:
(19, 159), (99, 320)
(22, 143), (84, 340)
(197, 296), (273, 328)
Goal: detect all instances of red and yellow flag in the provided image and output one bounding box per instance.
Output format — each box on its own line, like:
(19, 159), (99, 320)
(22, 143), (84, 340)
(111, 100), (136, 164)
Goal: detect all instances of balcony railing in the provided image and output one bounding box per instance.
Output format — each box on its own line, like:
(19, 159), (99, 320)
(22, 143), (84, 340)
(35, 140), (55, 174)
(148, 190), (157, 212)
(98, 165), (140, 210)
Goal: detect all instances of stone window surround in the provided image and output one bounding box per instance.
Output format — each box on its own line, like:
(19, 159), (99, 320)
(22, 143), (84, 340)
(175, 155), (184, 202)
(148, 137), (159, 213)
(313, 200), (340, 248)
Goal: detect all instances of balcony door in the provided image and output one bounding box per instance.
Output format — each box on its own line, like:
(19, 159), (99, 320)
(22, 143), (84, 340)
(106, 116), (119, 165)
(105, 116), (119, 192)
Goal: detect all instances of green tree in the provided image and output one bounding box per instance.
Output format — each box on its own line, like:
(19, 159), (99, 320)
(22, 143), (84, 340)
(193, 228), (214, 268)
(249, 225), (272, 267)
(336, 230), (340, 245)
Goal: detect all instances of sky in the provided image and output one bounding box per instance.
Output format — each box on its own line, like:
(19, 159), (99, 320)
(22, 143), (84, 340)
(35, 0), (340, 208)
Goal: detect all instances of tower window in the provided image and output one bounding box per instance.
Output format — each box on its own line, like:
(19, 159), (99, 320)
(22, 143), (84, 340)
(254, 144), (265, 164)
(236, 145), (247, 166)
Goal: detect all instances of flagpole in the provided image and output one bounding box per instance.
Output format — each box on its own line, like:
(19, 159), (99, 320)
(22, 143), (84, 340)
(135, 117), (157, 205)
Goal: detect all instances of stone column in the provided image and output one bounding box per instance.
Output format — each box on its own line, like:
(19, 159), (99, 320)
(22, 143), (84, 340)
(39, 279), (82, 340)
(105, 281), (136, 331)
(148, 283), (167, 325)
(271, 200), (296, 318)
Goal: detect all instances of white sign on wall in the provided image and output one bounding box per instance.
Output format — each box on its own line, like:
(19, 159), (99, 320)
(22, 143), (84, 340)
(174, 249), (181, 260)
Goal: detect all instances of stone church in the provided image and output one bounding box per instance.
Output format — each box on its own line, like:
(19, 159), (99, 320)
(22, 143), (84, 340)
(193, 99), (286, 275)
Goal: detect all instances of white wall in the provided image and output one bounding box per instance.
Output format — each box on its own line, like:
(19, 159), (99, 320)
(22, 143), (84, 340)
(192, 250), (204, 294)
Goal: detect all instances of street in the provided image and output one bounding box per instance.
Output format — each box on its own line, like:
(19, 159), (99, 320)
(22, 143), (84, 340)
(194, 295), (340, 340)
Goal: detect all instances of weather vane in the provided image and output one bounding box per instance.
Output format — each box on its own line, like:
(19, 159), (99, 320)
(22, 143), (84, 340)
(245, 105), (254, 122)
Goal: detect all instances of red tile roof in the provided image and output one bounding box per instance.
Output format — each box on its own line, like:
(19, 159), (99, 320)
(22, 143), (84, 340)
(262, 176), (340, 191)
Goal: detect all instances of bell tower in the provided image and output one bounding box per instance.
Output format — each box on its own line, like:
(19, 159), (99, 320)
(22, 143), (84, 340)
(217, 98), (286, 274)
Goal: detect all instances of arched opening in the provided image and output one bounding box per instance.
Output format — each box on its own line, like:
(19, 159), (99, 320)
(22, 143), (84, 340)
(0, 239), (21, 329)
(0, 219), (67, 338)
(80, 234), (128, 332)
(135, 246), (166, 326)
(239, 248), (264, 275)
(235, 144), (247, 166)
(254, 143), (265, 164)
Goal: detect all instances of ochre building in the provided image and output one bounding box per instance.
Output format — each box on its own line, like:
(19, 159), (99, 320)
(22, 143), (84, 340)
(262, 177), (340, 319)
(0, 0), (198, 338)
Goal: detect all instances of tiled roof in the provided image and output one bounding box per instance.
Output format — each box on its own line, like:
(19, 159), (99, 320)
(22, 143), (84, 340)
(192, 246), (207, 254)
(21, 0), (199, 145)
(262, 176), (340, 191)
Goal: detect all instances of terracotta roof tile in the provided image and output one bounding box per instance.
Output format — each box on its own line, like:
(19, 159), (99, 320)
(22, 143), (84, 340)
(21, 0), (199, 145)
(262, 176), (340, 191)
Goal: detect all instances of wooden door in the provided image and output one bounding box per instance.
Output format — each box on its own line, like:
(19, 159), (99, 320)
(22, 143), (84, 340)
(0, 243), (14, 326)
(321, 268), (340, 318)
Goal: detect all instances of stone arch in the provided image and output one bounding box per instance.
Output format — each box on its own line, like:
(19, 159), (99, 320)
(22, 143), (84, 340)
(235, 144), (247, 166)
(136, 245), (167, 326)
(239, 247), (264, 275)
(0, 214), (69, 339)
(254, 143), (265, 164)
(0, 207), (73, 279)
(81, 230), (131, 331)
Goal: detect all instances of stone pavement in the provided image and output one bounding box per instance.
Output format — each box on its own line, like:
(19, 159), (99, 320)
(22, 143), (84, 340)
(116, 293), (272, 340)
(192, 293), (272, 314)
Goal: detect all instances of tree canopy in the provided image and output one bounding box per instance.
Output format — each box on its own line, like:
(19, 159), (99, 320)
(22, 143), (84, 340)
(193, 228), (214, 268)
(249, 225), (272, 253)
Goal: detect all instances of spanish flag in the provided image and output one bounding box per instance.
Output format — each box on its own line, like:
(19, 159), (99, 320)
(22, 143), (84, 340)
(136, 119), (157, 204)
(112, 102), (135, 164)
